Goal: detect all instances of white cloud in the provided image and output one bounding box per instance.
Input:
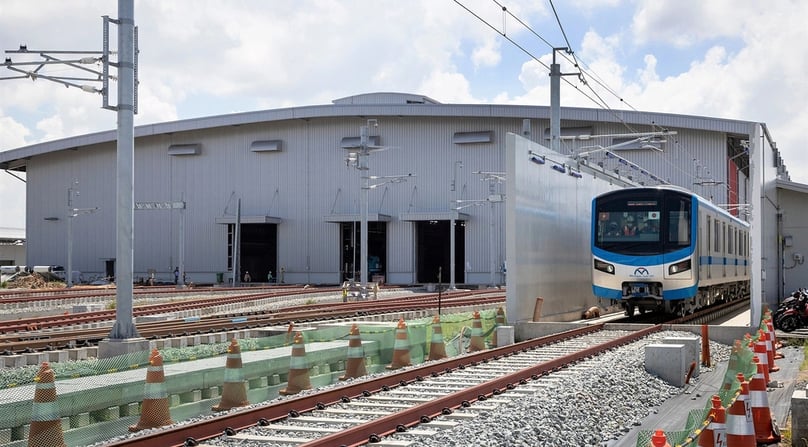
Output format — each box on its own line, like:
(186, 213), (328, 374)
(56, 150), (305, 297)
(471, 38), (502, 68)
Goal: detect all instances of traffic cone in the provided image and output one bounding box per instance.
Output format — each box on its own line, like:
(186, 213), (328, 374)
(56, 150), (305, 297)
(650, 429), (671, 447)
(279, 332), (312, 395)
(764, 313), (785, 358)
(339, 324), (367, 380)
(697, 395), (726, 447)
(212, 338), (250, 411)
(491, 307), (505, 347)
(725, 374), (756, 447)
(386, 319), (412, 370)
(27, 362), (66, 447)
(130, 349), (173, 432)
(468, 311), (486, 352)
(427, 315), (447, 361)
(760, 329), (779, 373)
(749, 356), (781, 444)
(753, 341), (771, 385)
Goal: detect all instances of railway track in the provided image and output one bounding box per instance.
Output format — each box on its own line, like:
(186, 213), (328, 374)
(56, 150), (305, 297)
(105, 324), (661, 447)
(0, 289), (506, 354)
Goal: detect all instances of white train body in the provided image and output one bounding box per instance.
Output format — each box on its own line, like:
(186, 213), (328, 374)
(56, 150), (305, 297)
(591, 186), (750, 315)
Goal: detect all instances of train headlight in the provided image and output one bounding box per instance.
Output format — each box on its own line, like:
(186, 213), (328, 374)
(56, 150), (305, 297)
(594, 259), (615, 275)
(668, 259), (692, 275)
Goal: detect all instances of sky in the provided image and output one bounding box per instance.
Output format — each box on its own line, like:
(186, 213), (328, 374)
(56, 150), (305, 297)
(1, 0), (807, 230)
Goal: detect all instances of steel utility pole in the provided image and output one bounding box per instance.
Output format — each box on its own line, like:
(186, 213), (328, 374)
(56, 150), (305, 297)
(3, 1), (141, 351)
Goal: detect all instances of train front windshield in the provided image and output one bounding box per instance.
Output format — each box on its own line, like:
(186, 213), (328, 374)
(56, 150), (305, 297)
(594, 190), (691, 255)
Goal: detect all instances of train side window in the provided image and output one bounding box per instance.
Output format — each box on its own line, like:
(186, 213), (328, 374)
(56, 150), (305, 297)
(714, 220), (721, 252)
(706, 216), (712, 254)
(728, 227), (734, 255)
(722, 222), (727, 255)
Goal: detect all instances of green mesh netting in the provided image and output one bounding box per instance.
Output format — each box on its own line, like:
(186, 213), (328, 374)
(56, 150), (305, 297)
(635, 312), (774, 447)
(0, 308), (503, 446)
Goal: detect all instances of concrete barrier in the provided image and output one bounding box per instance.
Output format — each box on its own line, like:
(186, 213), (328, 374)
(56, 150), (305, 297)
(645, 343), (687, 387)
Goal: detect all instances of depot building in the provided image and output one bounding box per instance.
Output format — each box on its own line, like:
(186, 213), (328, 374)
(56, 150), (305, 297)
(1, 92), (805, 321)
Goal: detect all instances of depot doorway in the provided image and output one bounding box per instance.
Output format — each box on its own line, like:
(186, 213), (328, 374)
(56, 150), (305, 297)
(415, 220), (465, 284)
(228, 223), (277, 283)
(340, 222), (387, 282)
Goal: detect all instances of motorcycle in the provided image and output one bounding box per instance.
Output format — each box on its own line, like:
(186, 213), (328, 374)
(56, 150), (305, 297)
(774, 288), (808, 332)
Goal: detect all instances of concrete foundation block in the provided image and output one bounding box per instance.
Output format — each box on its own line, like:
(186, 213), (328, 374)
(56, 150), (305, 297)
(202, 386), (220, 399)
(645, 343), (687, 387)
(4, 355), (26, 368)
(119, 402), (140, 417)
(90, 406), (120, 422)
(11, 425), (27, 442)
(0, 428), (10, 443)
(25, 352), (49, 366)
(661, 335), (700, 377)
(179, 389), (202, 403)
(496, 326), (515, 347)
(67, 348), (87, 361)
(69, 412), (91, 428)
(48, 350), (69, 363)
(249, 376), (268, 389)
(269, 374), (281, 386)
(792, 389), (808, 444)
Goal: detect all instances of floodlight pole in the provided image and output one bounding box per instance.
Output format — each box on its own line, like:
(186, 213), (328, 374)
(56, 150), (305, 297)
(359, 124), (370, 288)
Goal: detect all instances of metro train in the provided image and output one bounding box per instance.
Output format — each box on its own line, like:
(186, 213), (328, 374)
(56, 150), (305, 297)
(591, 186), (750, 316)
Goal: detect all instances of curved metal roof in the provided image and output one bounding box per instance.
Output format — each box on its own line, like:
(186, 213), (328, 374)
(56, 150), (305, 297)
(0, 92), (759, 171)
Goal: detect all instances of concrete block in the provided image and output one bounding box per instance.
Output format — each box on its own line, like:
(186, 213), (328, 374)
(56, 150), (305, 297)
(48, 351), (69, 363)
(792, 389), (808, 444)
(67, 348), (87, 361)
(249, 376), (268, 389)
(90, 406), (120, 422)
(119, 402), (140, 417)
(69, 412), (91, 428)
(645, 343), (687, 387)
(496, 326), (515, 347)
(269, 374), (281, 386)
(168, 394), (181, 407)
(25, 352), (49, 366)
(179, 389), (202, 403)
(0, 428), (10, 443)
(11, 425), (27, 442)
(662, 335), (700, 377)
(4, 355), (26, 368)
(202, 386), (220, 399)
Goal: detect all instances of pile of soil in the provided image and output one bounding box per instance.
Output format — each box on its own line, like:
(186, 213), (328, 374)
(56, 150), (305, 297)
(6, 273), (65, 289)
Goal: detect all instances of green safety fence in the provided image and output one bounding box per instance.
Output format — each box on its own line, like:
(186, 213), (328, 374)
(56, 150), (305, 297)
(0, 307), (503, 446)
(635, 311), (776, 447)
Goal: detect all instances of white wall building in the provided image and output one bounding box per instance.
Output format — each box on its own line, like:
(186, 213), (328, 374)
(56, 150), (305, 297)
(0, 92), (802, 318)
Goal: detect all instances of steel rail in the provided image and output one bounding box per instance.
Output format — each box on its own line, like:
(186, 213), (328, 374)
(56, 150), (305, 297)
(106, 323), (661, 447)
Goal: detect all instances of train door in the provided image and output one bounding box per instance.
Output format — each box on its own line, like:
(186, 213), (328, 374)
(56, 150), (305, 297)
(705, 216), (711, 280)
(722, 222), (727, 278)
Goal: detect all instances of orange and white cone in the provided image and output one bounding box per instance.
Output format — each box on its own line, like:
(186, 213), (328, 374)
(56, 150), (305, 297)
(212, 338), (250, 411)
(467, 311), (486, 352)
(386, 319), (412, 370)
(427, 315), (447, 361)
(750, 356), (781, 444)
(130, 349), (174, 432)
(491, 307), (505, 347)
(725, 373), (756, 447)
(753, 341), (771, 385)
(279, 332), (312, 395)
(340, 324), (367, 380)
(650, 429), (671, 447)
(697, 395), (726, 447)
(764, 313), (785, 358)
(760, 329), (779, 372)
(27, 362), (66, 447)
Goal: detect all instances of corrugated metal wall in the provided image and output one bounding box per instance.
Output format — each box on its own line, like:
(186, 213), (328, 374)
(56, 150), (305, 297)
(23, 107), (749, 287)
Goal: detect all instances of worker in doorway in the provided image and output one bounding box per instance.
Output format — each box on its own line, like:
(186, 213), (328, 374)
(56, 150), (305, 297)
(173, 267), (179, 285)
(267, 270), (273, 283)
(243, 271), (252, 283)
